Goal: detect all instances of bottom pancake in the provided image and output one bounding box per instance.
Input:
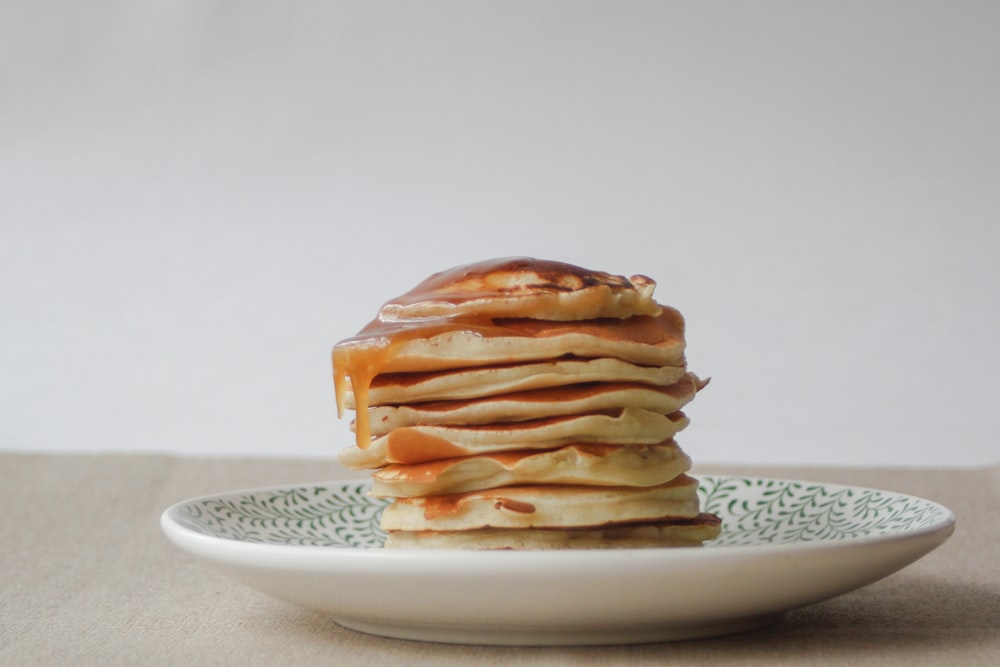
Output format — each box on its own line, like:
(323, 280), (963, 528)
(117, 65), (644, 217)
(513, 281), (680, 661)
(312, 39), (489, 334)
(379, 475), (701, 531)
(383, 514), (722, 549)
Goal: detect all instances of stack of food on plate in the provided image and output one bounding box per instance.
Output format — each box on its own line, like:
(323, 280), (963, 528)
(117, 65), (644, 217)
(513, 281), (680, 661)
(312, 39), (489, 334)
(333, 257), (720, 549)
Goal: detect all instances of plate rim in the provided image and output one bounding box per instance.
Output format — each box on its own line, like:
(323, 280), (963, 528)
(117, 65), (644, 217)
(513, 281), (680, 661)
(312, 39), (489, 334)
(160, 474), (956, 561)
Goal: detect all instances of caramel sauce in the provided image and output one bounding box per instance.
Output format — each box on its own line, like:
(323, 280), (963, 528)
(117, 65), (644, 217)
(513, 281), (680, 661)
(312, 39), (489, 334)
(492, 498), (536, 514)
(417, 494), (464, 520)
(413, 491), (538, 520)
(377, 458), (457, 483)
(382, 428), (470, 463)
(333, 314), (506, 447)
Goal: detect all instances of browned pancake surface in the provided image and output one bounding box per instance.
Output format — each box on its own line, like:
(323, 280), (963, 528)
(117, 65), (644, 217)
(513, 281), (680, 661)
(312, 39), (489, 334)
(379, 257), (662, 321)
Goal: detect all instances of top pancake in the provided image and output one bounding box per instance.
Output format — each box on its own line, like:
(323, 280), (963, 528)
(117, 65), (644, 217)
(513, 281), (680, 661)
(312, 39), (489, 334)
(378, 257), (662, 321)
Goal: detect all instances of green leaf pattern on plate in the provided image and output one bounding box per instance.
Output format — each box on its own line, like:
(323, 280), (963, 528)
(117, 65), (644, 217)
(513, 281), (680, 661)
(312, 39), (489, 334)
(173, 481), (390, 548)
(698, 476), (952, 547)
(171, 476), (950, 549)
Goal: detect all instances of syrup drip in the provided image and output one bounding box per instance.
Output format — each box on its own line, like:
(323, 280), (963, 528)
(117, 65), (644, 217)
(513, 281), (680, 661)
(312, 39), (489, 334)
(333, 315), (501, 449)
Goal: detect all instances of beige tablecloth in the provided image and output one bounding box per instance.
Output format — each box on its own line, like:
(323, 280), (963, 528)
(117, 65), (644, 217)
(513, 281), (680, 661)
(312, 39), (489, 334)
(1, 453), (997, 666)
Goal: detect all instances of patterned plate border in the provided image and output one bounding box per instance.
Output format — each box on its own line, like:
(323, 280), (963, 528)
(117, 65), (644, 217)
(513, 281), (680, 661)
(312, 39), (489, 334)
(167, 476), (953, 549)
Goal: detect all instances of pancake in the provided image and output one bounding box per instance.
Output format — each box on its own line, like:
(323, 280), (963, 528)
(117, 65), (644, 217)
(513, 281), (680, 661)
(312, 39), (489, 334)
(364, 374), (703, 435)
(334, 305), (687, 447)
(338, 408), (690, 469)
(344, 358), (688, 408)
(379, 475), (702, 532)
(330, 258), (718, 549)
(337, 308), (686, 377)
(370, 441), (692, 497)
(378, 257), (662, 321)
(383, 514), (723, 549)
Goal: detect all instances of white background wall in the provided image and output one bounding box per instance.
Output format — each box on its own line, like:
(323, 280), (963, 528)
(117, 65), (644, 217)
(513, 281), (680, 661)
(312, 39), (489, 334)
(2, 1), (998, 467)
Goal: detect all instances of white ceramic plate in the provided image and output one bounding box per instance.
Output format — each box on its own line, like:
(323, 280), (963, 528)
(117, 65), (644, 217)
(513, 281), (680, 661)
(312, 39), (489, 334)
(161, 475), (954, 645)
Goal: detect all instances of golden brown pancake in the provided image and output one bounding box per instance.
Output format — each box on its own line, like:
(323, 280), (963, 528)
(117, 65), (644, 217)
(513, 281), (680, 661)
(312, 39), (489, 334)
(338, 408), (690, 469)
(383, 514), (722, 549)
(379, 475), (702, 532)
(378, 257), (662, 321)
(364, 374), (703, 435)
(343, 358), (688, 408)
(338, 308), (686, 375)
(370, 441), (692, 497)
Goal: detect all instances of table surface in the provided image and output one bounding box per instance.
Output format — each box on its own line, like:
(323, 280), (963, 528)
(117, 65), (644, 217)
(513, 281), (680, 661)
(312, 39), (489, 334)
(2, 453), (998, 666)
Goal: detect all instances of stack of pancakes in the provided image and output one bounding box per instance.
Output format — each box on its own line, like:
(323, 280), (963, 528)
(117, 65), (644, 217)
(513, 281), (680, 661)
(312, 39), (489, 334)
(332, 258), (720, 549)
